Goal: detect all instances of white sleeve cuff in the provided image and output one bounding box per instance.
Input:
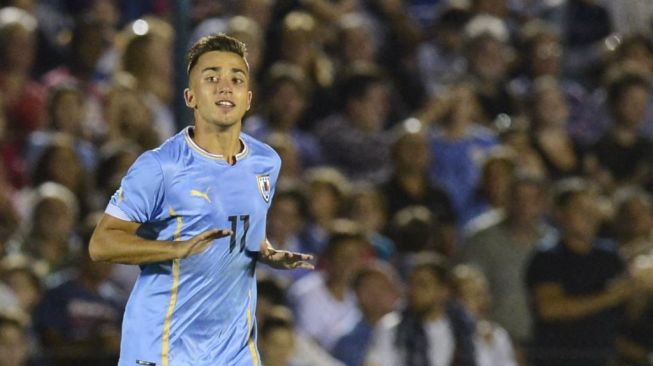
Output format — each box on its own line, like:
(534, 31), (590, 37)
(105, 204), (133, 221)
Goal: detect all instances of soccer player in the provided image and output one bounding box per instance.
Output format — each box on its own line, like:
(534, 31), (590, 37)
(89, 33), (314, 366)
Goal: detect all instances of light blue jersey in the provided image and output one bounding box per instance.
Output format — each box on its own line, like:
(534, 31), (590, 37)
(105, 126), (280, 366)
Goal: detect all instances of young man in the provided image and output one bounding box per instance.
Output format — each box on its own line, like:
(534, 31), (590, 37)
(89, 33), (313, 366)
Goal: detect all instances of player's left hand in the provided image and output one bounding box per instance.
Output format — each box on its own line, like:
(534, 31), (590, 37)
(259, 239), (314, 270)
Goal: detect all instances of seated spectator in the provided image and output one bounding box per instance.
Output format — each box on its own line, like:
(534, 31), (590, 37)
(331, 261), (401, 366)
(119, 16), (175, 141)
(10, 182), (80, 275)
(288, 222), (370, 351)
(0, 314), (30, 366)
(31, 137), (93, 217)
(348, 184), (395, 260)
(259, 187), (312, 284)
(314, 65), (392, 183)
(244, 62), (323, 168)
(0, 7), (45, 154)
(365, 256), (476, 366)
(259, 308), (299, 366)
(381, 121), (457, 253)
(33, 239), (123, 366)
(588, 71), (653, 188)
(451, 264), (518, 366)
(299, 168), (350, 255)
(26, 83), (97, 173)
(257, 283), (345, 366)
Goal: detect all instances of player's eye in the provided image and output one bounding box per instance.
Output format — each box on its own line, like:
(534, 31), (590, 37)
(233, 78), (244, 85)
(206, 76), (218, 83)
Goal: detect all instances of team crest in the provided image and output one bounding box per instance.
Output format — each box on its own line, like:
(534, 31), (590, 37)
(257, 175), (271, 203)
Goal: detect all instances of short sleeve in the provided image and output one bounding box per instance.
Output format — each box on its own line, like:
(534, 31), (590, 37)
(525, 251), (561, 290)
(267, 150), (282, 207)
(105, 151), (164, 223)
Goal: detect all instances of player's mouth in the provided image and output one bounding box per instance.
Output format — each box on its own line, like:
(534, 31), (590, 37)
(216, 100), (236, 112)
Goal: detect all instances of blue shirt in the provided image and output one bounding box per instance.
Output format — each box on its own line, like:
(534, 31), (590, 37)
(105, 126), (281, 366)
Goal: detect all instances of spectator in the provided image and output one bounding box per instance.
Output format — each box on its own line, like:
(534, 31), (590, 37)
(259, 308), (299, 366)
(0, 7), (45, 154)
(314, 65), (392, 183)
(451, 264), (518, 366)
(417, 6), (471, 96)
(425, 82), (498, 226)
(288, 222), (370, 351)
(612, 187), (653, 262)
(466, 146), (517, 225)
(528, 76), (586, 180)
(260, 187), (311, 284)
(348, 184), (394, 260)
(365, 256), (476, 366)
(460, 172), (554, 345)
(0, 315), (30, 366)
(463, 15), (518, 122)
(525, 177), (644, 366)
(26, 83), (97, 173)
(381, 121), (457, 249)
(31, 137), (93, 216)
(588, 71), (653, 188)
(120, 16), (175, 141)
(244, 62), (323, 168)
(103, 77), (160, 151)
(300, 167), (350, 255)
(331, 261), (401, 366)
(33, 239), (123, 366)
(10, 182), (80, 275)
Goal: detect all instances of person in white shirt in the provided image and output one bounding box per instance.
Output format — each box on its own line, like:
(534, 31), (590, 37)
(365, 256), (476, 366)
(451, 264), (518, 366)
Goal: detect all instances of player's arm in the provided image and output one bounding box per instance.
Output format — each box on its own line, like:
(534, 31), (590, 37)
(89, 214), (231, 265)
(532, 279), (632, 321)
(258, 238), (314, 270)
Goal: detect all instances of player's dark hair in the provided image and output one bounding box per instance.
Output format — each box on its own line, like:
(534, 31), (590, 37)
(186, 33), (248, 75)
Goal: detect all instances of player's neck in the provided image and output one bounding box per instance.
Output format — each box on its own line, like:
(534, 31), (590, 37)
(192, 123), (243, 164)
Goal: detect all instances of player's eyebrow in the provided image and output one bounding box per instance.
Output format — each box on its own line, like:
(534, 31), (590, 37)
(201, 67), (248, 76)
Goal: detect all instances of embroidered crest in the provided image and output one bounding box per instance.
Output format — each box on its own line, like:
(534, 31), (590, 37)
(257, 175), (271, 203)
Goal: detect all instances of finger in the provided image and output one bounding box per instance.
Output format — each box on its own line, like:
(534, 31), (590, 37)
(292, 262), (315, 270)
(285, 252), (314, 261)
(213, 229), (233, 238)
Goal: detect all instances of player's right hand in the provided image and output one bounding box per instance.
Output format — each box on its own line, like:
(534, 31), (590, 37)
(178, 229), (232, 258)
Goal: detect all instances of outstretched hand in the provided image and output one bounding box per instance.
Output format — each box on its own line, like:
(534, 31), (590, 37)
(178, 229), (233, 259)
(259, 239), (314, 270)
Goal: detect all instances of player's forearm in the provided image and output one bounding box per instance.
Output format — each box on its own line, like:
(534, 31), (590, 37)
(89, 227), (180, 264)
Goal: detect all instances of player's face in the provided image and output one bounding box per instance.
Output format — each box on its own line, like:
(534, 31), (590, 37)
(185, 51), (252, 129)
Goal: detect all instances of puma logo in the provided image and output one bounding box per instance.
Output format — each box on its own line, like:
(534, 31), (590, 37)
(190, 188), (211, 203)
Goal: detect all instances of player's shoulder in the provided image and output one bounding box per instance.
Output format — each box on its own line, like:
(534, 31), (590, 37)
(242, 133), (281, 164)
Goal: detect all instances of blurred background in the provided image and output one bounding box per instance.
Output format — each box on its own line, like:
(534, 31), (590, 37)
(0, 0), (653, 365)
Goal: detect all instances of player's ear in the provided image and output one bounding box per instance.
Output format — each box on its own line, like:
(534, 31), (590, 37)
(246, 91), (252, 111)
(184, 88), (196, 109)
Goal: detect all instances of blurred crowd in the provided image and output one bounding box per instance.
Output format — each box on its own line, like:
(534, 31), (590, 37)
(1, 0), (653, 365)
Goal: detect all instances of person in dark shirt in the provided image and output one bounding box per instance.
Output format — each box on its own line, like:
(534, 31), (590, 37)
(589, 71), (653, 187)
(526, 178), (647, 366)
(34, 240), (123, 366)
